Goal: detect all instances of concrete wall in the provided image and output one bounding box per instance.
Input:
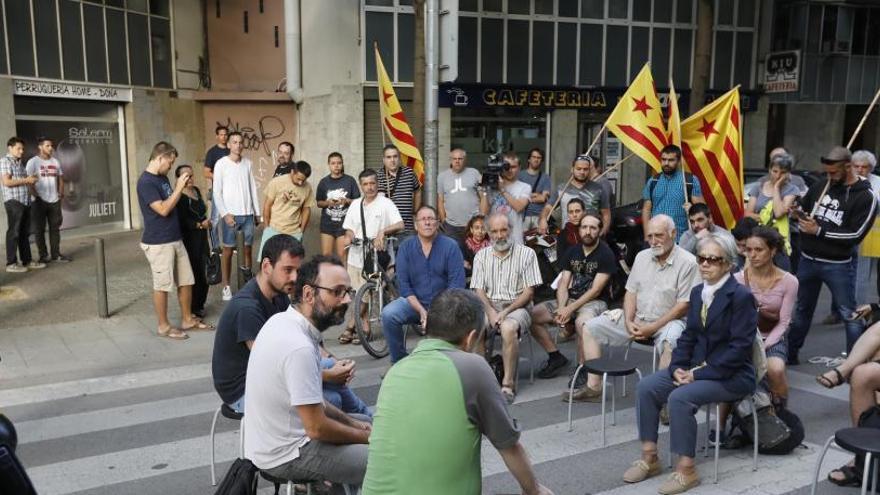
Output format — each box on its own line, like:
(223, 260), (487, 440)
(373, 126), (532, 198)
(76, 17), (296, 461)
(784, 104), (846, 172)
(172, 0), (206, 90)
(549, 110), (578, 184)
(125, 91), (206, 230)
(0, 79), (15, 245)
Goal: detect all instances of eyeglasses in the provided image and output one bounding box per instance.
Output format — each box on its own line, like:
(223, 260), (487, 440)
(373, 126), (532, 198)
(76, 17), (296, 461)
(696, 255), (726, 266)
(310, 284), (355, 298)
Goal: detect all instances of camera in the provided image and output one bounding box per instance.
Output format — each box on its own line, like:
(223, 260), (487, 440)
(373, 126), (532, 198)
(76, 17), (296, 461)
(481, 152), (511, 189)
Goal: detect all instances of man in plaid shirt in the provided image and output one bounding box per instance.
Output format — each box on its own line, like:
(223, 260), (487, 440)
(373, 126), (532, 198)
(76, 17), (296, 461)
(1, 137), (44, 273)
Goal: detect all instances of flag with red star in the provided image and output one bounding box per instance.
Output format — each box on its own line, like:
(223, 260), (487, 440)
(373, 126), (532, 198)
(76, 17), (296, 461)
(604, 63), (667, 173)
(680, 87), (744, 229)
(375, 44), (425, 183)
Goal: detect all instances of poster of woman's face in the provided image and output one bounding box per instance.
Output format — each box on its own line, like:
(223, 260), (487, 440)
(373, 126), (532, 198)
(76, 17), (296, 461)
(17, 120), (124, 229)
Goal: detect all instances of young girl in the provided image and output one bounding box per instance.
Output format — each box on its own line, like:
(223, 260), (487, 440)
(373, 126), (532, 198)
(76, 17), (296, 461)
(460, 215), (490, 275)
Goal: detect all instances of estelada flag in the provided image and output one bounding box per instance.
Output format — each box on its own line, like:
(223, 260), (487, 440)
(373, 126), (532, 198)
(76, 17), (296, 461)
(375, 44), (425, 183)
(680, 87), (744, 229)
(605, 63), (667, 173)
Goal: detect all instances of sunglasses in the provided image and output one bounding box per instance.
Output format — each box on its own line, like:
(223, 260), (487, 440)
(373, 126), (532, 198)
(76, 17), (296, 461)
(310, 284), (355, 298)
(696, 255), (726, 266)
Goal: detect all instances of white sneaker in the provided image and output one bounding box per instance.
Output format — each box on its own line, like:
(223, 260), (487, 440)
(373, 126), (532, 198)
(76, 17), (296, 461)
(26, 261), (46, 269)
(5, 263), (27, 273)
(222, 286), (232, 301)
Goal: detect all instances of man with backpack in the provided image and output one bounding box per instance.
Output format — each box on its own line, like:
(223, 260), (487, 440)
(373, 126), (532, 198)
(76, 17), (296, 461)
(642, 144), (705, 242)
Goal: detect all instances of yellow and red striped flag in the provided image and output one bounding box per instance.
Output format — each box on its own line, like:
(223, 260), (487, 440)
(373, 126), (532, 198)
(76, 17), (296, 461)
(375, 45), (425, 183)
(680, 87), (744, 229)
(605, 64), (667, 173)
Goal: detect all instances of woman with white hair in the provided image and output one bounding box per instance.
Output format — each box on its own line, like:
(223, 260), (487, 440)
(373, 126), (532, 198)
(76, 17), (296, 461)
(624, 232), (757, 494)
(853, 150), (880, 306)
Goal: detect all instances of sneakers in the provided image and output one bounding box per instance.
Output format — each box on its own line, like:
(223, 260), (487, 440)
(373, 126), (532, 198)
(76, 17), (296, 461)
(561, 385), (602, 402)
(536, 353), (570, 379)
(707, 428), (728, 448)
(222, 285), (233, 301)
(658, 471), (700, 494)
(5, 263), (27, 273)
(53, 255), (72, 263)
(567, 368), (588, 389)
(623, 458), (662, 483)
(27, 261), (46, 270)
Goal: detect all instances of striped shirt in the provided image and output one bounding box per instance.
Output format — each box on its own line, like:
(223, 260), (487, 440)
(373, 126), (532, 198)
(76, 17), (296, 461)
(0, 154), (31, 205)
(470, 243), (542, 302)
(376, 166), (420, 233)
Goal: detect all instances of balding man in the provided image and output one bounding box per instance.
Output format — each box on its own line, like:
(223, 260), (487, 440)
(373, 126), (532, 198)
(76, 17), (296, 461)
(567, 215), (700, 403)
(438, 147), (481, 242)
(471, 213), (543, 404)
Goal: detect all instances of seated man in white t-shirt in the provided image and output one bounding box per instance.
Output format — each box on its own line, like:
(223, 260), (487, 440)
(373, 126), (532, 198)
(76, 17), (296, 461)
(244, 255), (371, 487)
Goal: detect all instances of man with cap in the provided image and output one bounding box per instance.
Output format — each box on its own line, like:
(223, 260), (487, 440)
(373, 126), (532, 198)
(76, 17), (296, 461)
(786, 146), (878, 365)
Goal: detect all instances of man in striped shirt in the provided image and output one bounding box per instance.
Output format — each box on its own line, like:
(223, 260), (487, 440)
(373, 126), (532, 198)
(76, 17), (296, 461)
(376, 144), (421, 237)
(471, 213), (543, 404)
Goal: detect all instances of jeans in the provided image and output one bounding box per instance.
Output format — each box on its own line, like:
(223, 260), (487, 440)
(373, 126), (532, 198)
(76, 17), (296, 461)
(381, 297), (421, 363)
(856, 255), (879, 306)
(5, 200), (32, 266)
(637, 371), (745, 458)
(31, 198), (62, 260)
(220, 214), (255, 247)
(321, 358), (371, 417)
(789, 255), (865, 357)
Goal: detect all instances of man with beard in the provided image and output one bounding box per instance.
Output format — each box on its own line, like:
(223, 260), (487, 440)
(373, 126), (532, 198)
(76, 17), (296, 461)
(786, 146), (878, 365)
(572, 215), (699, 402)
(678, 203), (735, 256)
(519, 147), (552, 231)
(537, 155), (610, 238)
(382, 205), (465, 363)
(363, 289), (553, 495)
(642, 144), (705, 242)
(530, 213), (616, 382)
(471, 213), (543, 403)
(480, 152), (531, 244)
(245, 255), (371, 489)
(272, 141), (296, 177)
(211, 235), (304, 413)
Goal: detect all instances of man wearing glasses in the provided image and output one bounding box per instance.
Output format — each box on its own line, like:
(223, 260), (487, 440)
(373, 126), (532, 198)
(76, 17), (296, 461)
(245, 255), (372, 489)
(381, 205), (466, 363)
(572, 215), (699, 404)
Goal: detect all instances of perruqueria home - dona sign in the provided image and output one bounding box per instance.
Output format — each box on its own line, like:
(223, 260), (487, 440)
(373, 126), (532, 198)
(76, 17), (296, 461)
(13, 79), (133, 102)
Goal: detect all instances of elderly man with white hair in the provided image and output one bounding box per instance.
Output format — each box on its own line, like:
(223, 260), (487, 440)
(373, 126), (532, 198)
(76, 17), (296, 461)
(566, 215), (701, 403)
(854, 150), (880, 305)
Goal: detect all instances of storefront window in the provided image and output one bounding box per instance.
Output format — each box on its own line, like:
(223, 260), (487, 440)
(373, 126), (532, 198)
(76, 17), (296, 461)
(450, 108), (547, 174)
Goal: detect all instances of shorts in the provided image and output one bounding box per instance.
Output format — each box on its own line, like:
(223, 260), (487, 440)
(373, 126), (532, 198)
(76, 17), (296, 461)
(540, 299), (608, 322)
(258, 226), (302, 261)
(220, 214), (255, 247)
(140, 240), (195, 292)
(584, 313), (686, 351)
(764, 337), (788, 361)
(347, 264), (367, 291)
(321, 225), (347, 238)
(488, 300), (532, 337)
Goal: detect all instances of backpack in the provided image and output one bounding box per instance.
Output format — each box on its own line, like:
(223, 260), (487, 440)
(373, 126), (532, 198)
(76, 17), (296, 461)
(731, 393), (804, 455)
(214, 457), (259, 495)
(0, 414), (36, 495)
(648, 173), (696, 203)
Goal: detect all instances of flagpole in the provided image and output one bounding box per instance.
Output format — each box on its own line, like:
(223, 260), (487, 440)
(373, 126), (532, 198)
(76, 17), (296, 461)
(374, 42), (387, 147)
(594, 153), (635, 181)
(846, 85), (880, 150)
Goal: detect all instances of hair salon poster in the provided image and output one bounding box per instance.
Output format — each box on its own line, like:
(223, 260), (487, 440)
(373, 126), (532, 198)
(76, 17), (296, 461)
(16, 119), (125, 229)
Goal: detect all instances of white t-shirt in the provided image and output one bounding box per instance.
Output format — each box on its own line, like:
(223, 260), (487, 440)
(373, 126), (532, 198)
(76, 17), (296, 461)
(212, 156), (261, 216)
(25, 156), (63, 203)
(342, 195), (403, 268)
(243, 307), (323, 470)
(489, 180), (531, 244)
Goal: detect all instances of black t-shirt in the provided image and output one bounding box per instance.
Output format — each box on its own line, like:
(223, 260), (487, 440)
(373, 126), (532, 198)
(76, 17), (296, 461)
(316, 174), (361, 233)
(137, 171), (182, 244)
(273, 162), (295, 177)
(204, 145), (230, 172)
(562, 240), (616, 302)
(211, 278), (290, 404)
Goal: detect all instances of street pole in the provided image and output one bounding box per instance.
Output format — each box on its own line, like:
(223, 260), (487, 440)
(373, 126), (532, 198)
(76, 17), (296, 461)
(424, 0), (439, 207)
(95, 238), (109, 318)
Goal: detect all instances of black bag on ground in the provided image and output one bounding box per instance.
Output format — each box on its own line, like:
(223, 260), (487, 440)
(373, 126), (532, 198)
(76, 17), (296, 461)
(214, 457), (259, 495)
(732, 392), (803, 455)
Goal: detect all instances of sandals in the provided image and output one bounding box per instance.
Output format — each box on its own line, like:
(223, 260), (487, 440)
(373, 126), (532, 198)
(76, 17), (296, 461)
(816, 368), (847, 389)
(828, 463), (862, 487)
(158, 327), (189, 340)
(501, 384), (516, 404)
(338, 328), (355, 345)
(182, 319), (214, 331)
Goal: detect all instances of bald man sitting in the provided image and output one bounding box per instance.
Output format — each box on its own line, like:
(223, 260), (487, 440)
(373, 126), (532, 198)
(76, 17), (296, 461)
(566, 215), (701, 402)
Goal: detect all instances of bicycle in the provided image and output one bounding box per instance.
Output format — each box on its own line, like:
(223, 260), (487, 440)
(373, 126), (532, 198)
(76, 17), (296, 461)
(351, 236), (399, 358)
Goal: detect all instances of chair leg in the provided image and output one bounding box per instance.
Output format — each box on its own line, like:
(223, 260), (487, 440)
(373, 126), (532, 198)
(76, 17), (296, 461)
(209, 405), (222, 486)
(239, 418), (245, 459)
(713, 404), (721, 484)
(611, 376), (617, 426)
(810, 435), (837, 495)
(567, 364), (585, 431)
(873, 457), (879, 495)
(863, 452), (873, 495)
(704, 406), (711, 457)
(601, 372), (608, 446)
(750, 398), (758, 472)
(528, 334), (535, 384)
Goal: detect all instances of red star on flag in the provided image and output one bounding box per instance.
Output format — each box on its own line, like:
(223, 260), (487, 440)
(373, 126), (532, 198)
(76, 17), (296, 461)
(632, 96), (652, 117)
(697, 118), (718, 141)
(383, 90), (393, 103)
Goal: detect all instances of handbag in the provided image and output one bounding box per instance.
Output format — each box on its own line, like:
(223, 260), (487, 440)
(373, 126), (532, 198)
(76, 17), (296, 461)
(206, 231), (222, 286)
(214, 457), (258, 495)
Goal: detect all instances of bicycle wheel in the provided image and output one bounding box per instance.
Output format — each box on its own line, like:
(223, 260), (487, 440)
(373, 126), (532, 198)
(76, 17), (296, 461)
(354, 280), (389, 358)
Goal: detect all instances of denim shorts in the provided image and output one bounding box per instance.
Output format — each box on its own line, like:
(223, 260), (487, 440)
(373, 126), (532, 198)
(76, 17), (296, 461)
(220, 215), (255, 247)
(765, 337), (788, 361)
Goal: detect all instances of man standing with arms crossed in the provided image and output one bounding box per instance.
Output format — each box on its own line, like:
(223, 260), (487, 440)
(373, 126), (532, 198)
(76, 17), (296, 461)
(2, 137), (42, 273)
(27, 137), (70, 264)
(519, 147), (552, 231)
(376, 144), (421, 239)
(437, 147), (481, 243)
(213, 131), (261, 301)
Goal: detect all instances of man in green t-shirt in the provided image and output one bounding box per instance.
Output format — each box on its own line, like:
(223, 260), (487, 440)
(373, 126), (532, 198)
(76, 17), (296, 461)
(362, 288), (553, 495)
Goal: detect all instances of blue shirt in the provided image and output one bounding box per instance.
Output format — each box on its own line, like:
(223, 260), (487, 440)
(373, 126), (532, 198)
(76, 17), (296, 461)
(642, 169), (703, 241)
(396, 234), (466, 307)
(137, 171), (182, 244)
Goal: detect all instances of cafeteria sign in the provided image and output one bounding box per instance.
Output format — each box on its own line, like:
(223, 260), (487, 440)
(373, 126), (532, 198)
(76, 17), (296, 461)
(764, 51), (800, 93)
